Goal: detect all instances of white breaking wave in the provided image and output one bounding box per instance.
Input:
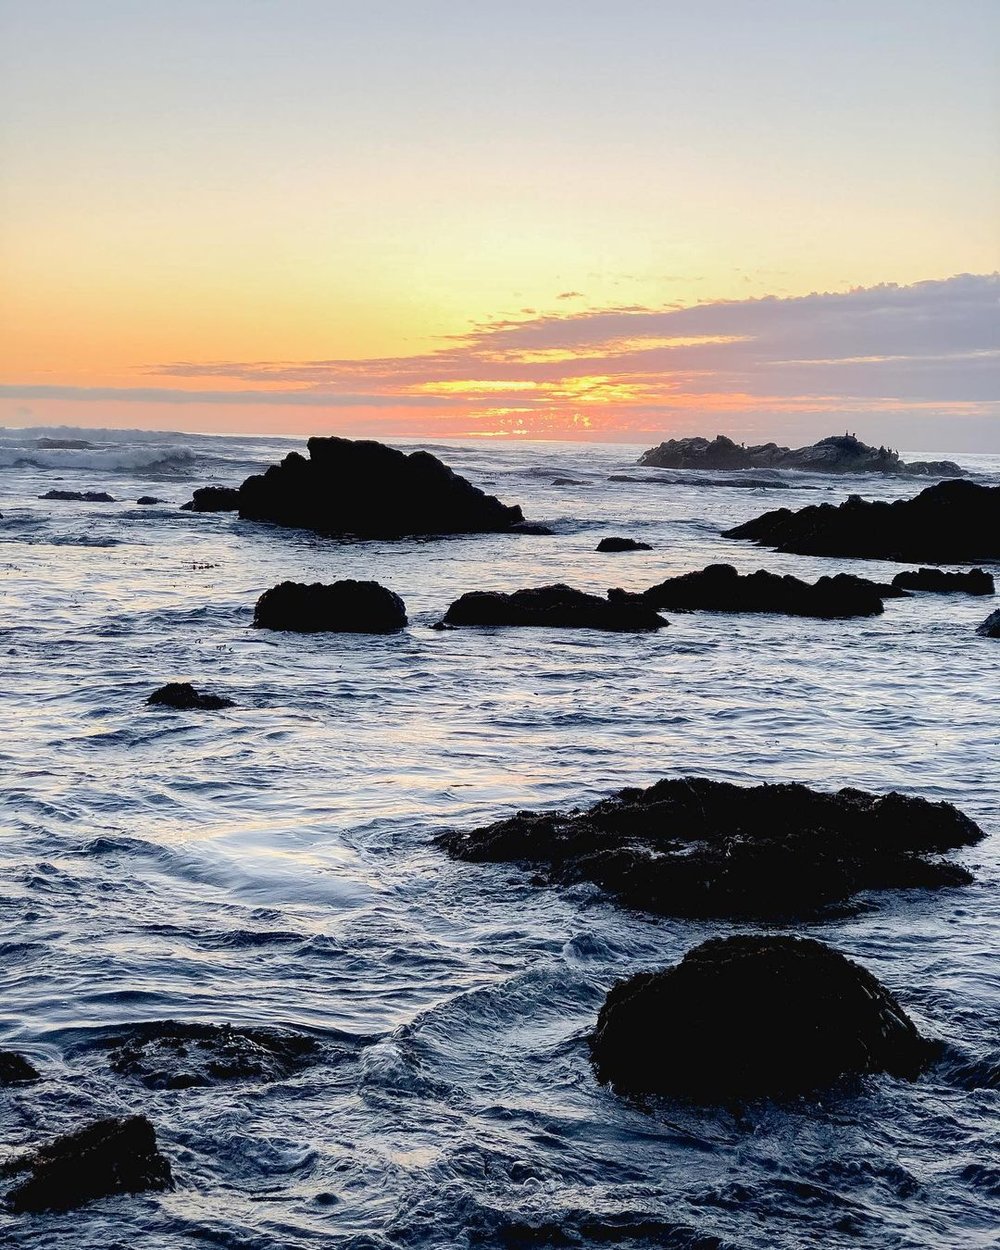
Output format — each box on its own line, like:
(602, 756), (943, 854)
(0, 444), (200, 474)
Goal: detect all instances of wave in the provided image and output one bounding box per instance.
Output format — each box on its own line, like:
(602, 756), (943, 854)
(0, 445), (200, 474)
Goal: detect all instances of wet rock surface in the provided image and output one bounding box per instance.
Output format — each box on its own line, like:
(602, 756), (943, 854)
(147, 682), (236, 710)
(2, 1115), (172, 1213)
(185, 437), (526, 537)
(436, 776), (983, 920)
(639, 433), (965, 477)
(0, 1052), (40, 1085)
(180, 485), (240, 512)
(891, 567), (994, 595)
(105, 1021), (320, 1089)
(726, 480), (1000, 563)
(976, 609), (1000, 638)
(597, 536), (652, 552)
(590, 935), (935, 1101)
(633, 563), (897, 618)
(40, 490), (115, 503)
(254, 579), (407, 633)
(439, 584), (667, 632)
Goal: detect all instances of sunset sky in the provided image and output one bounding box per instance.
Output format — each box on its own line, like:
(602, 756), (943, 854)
(1, 1), (998, 446)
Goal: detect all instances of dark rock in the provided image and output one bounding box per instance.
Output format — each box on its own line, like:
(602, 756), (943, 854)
(254, 579), (407, 633)
(609, 473), (793, 490)
(105, 1021), (319, 1089)
(509, 522), (555, 535)
(638, 433), (966, 478)
(185, 437), (527, 537)
(40, 490), (115, 503)
(726, 480), (1000, 563)
(439, 584), (667, 632)
(135, 496), (163, 506)
(634, 563), (898, 618)
(3, 1115), (172, 1213)
(147, 682), (235, 711)
(180, 485), (240, 512)
(590, 935), (934, 1101)
(551, 477), (584, 486)
(436, 776), (982, 920)
(976, 609), (1000, 638)
(34, 437), (96, 450)
(891, 567), (994, 595)
(597, 536), (652, 552)
(0, 1051), (40, 1085)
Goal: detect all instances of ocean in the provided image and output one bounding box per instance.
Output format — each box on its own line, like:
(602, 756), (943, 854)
(1, 426), (998, 1248)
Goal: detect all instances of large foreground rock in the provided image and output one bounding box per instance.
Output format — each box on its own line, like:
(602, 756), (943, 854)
(590, 936), (933, 1101)
(184, 437), (526, 537)
(106, 1021), (319, 1089)
(634, 563), (899, 618)
(891, 567), (994, 595)
(254, 579), (407, 633)
(976, 609), (1000, 638)
(3, 1115), (172, 1213)
(436, 777), (982, 920)
(638, 433), (965, 477)
(439, 584), (666, 632)
(726, 480), (1000, 563)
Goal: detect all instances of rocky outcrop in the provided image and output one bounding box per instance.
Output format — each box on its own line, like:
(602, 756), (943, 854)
(254, 579), (407, 634)
(726, 480), (1000, 564)
(135, 496), (163, 506)
(610, 473), (792, 489)
(40, 490), (115, 503)
(891, 568), (994, 595)
(106, 1021), (319, 1089)
(180, 485), (240, 512)
(147, 683), (235, 711)
(436, 777), (982, 920)
(438, 584), (667, 632)
(638, 433), (965, 477)
(2, 1115), (172, 1213)
(633, 563), (899, 618)
(0, 1052), (40, 1085)
(184, 437), (526, 537)
(976, 609), (1000, 638)
(590, 936), (934, 1101)
(597, 537), (652, 552)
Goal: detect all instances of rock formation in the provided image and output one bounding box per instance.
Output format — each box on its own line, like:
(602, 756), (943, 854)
(597, 537), (652, 552)
(147, 683), (235, 711)
(638, 433), (965, 477)
(254, 579), (407, 633)
(891, 568), (994, 595)
(438, 584), (667, 632)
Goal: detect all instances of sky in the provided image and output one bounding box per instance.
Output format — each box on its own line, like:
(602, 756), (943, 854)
(1, 0), (998, 448)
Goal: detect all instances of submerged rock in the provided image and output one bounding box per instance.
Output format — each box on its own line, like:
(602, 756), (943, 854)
(135, 496), (163, 506)
(609, 473), (793, 489)
(891, 567), (994, 595)
(106, 1021), (319, 1089)
(590, 936), (934, 1101)
(634, 563), (896, 618)
(147, 682), (235, 710)
(254, 579), (407, 633)
(184, 437), (526, 537)
(3, 1115), (172, 1213)
(976, 609), (1000, 638)
(40, 490), (115, 503)
(597, 536), (652, 552)
(726, 480), (1000, 564)
(0, 1052), (40, 1085)
(180, 485), (240, 512)
(436, 776), (982, 920)
(439, 584), (667, 632)
(638, 433), (965, 478)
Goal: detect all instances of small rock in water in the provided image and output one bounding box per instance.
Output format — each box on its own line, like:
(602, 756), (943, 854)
(3, 1115), (172, 1213)
(439, 584), (666, 631)
(40, 490), (115, 503)
(891, 567), (994, 595)
(597, 536), (652, 552)
(254, 579), (408, 633)
(590, 935), (935, 1101)
(0, 1051), (40, 1085)
(180, 485), (241, 512)
(147, 682), (236, 710)
(135, 496), (163, 506)
(976, 608), (1000, 638)
(106, 1021), (320, 1089)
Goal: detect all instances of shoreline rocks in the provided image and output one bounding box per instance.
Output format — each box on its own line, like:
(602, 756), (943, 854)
(254, 580), (407, 633)
(183, 437), (528, 538)
(439, 584), (667, 632)
(147, 683), (235, 711)
(436, 777), (983, 920)
(590, 936), (934, 1101)
(638, 433), (965, 478)
(3, 1115), (172, 1213)
(891, 568), (994, 595)
(597, 536), (652, 552)
(725, 480), (1000, 563)
(632, 563), (899, 618)
(40, 490), (115, 503)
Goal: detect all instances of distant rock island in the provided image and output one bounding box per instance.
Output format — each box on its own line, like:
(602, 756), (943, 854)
(638, 433), (965, 477)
